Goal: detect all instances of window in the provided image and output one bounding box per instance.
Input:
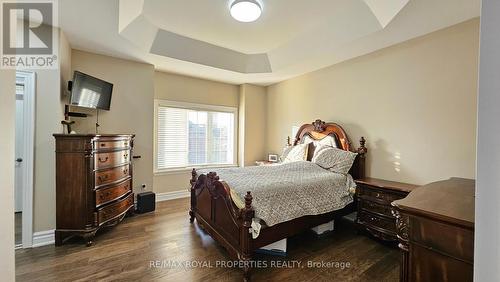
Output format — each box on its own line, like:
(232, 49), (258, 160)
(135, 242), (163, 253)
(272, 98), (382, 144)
(155, 100), (237, 172)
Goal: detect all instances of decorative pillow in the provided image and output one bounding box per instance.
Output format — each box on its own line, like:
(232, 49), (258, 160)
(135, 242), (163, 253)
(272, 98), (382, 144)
(302, 135), (338, 148)
(311, 143), (331, 158)
(281, 143), (309, 163)
(312, 145), (357, 174)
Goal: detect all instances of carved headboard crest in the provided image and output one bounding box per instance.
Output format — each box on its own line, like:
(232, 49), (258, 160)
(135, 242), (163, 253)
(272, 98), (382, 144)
(294, 119), (353, 151)
(292, 119), (367, 179)
(312, 119), (327, 131)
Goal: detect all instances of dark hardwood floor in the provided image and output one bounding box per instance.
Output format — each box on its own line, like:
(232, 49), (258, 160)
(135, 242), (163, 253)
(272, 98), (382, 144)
(16, 198), (399, 282)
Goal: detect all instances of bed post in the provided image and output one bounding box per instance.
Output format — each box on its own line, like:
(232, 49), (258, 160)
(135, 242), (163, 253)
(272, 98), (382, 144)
(189, 168), (197, 223)
(241, 191), (254, 282)
(357, 137), (367, 179)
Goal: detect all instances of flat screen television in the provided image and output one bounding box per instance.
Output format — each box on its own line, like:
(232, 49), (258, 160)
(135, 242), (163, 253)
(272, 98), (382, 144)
(69, 71), (113, 110)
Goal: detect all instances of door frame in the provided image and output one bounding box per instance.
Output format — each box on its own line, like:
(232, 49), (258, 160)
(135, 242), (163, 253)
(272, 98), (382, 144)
(16, 71), (35, 248)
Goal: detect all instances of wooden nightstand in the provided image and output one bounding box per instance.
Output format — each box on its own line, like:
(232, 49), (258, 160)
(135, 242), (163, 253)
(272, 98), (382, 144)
(355, 178), (418, 242)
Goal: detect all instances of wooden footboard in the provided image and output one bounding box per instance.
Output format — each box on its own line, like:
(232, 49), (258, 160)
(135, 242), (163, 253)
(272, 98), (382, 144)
(189, 169), (357, 281)
(189, 169), (254, 281)
(188, 119), (367, 281)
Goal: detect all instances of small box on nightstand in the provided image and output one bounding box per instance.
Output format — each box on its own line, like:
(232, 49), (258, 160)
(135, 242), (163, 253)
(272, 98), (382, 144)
(136, 192), (155, 214)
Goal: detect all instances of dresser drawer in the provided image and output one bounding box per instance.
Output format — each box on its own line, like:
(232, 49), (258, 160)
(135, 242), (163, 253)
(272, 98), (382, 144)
(360, 199), (394, 218)
(95, 164), (130, 187)
(358, 185), (404, 204)
(95, 179), (131, 207)
(410, 243), (473, 282)
(358, 211), (396, 234)
(95, 150), (130, 169)
(97, 192), (133, 225)
(410, 215), (474, 262)
(94, 139), (131, 151)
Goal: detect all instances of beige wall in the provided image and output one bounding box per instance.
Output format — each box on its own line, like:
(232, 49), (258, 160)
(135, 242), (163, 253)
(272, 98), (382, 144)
(30, 18), (479, 233)
(0, 69), (16, 281)
(154, 71), (239, 107)
(71, 50), (155, 197)
(239, 84), (267, 166)
(153, 71), (239, 193)
(267, 19), (479, 185)
(31, 29), (70, 232)
(34, 48), (239, 229)
(59, 30), (72, 98)
(32, 69), (62, 232)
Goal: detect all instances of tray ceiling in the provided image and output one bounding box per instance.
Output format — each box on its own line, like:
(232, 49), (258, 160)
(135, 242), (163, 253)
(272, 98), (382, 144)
(59, 0), (480, 85)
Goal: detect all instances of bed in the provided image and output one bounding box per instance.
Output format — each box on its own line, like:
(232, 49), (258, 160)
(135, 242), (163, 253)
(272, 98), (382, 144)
(189, 119), (367, 281)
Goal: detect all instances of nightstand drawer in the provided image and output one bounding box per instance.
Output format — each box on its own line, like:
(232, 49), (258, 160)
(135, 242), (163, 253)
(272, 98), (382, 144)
(355, 178), (418, 242)
(360, 199), (394, 218)
(358, 185), (404, 204)
(358, 211), (396, 234)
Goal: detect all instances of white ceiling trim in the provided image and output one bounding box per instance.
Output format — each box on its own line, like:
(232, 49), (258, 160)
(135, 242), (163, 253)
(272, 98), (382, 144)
(118, 0), (398, 74)
(150, 30), (271, 73)
(60, 0), (480, 85)
(363, 0), (410, 28)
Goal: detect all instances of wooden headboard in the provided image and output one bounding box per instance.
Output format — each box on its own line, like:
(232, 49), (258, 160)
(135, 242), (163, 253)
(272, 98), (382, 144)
(293, 119), (367, 179)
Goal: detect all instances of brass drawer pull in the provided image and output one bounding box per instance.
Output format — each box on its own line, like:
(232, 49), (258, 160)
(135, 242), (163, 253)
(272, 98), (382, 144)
(98, 156), (109, 163)
(100, 191), (111, 199)
(366, 201), (385, 209)
(100, 143), (106, 147)
(123, 153), (129, 159)
(123, 168), (129, 175)
(98, 175), (109, 182)
(98, 184), (128, 202)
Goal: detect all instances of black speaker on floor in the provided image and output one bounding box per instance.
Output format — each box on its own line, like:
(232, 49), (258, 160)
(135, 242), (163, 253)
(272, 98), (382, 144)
(136, 192), (155, 214)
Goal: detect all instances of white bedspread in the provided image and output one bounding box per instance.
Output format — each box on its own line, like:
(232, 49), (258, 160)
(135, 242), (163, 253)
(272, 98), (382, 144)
(199, 161), (355, 229)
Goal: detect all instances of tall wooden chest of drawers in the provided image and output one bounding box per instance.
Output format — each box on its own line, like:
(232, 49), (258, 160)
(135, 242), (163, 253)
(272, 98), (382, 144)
(53, 134), (135, 246)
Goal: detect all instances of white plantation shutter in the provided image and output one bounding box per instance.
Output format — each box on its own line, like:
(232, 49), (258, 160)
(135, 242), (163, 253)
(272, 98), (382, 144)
(156, 101), (236, 170)
(207, 111), (234, 164)
(157, 107), (188, 169)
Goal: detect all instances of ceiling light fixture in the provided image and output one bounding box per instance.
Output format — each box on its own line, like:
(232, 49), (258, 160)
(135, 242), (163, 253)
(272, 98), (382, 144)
(230, 0), (262, 23)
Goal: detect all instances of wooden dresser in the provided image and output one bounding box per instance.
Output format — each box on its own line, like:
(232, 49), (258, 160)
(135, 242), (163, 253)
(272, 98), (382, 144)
(53, 134), (135, 246)
(355, 178), (418, 242)
(392, 178), (475, 282)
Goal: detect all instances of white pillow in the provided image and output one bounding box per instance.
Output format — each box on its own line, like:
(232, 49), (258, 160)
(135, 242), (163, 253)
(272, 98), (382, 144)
(302, 135), (338, 148)
(312, 145), (357, 174)
(281, 143), (309, 163)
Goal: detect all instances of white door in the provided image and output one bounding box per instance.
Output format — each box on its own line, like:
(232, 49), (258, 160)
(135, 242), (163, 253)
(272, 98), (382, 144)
(15, 82), (24, 213)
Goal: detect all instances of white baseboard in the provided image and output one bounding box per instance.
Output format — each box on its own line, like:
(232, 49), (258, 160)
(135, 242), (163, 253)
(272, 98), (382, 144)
(156, 190), (190, 202)
(32, 230), (54, 247)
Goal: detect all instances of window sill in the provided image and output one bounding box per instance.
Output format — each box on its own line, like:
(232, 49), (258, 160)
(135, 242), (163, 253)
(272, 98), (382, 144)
(154, 164), (239, 176)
